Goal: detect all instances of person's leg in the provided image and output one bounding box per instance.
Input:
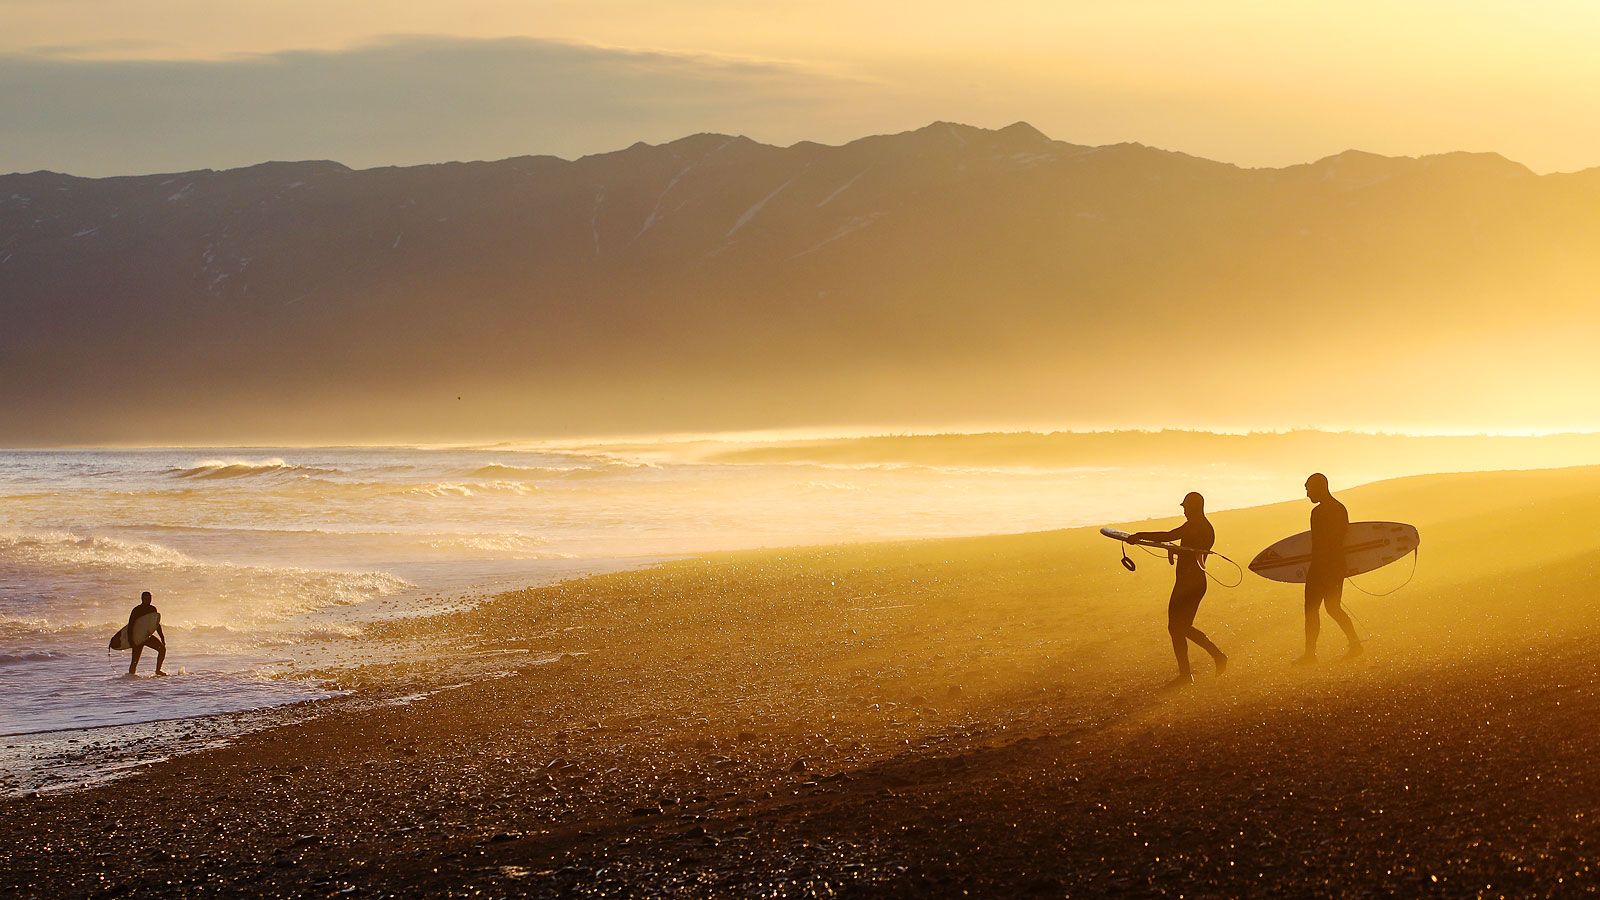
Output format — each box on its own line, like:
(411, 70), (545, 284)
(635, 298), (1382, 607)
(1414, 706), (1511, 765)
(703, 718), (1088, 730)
(1302, 580), (1323, 660)
(1178, 582), (1225, 669)
(1185, 626), (1219, 654)
(1322, 579), (1362, 654)
(1168, 588), (1194, 677)
(129, 643), (143, 675)
(146, 635), (168, 674)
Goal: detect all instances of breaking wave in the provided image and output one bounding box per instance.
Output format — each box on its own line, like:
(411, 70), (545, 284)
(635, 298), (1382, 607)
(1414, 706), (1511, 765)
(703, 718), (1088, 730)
(170, 458), (341, 480)
(0, 530), (410, 630)
(467, 462), (637, 481)
(404, 480), (538, 498)
(0, 530), (189, 569)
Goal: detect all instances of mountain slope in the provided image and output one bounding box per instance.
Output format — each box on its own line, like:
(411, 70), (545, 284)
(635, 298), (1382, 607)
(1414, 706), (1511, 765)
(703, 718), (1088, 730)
(4, 122), (1600, 443)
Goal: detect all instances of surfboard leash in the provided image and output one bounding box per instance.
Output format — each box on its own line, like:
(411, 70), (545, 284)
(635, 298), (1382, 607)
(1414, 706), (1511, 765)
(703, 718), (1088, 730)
(1201, 551), (1246, 588)
(1345, 547), (1420, 597)
(1127, 542), (1245, 588)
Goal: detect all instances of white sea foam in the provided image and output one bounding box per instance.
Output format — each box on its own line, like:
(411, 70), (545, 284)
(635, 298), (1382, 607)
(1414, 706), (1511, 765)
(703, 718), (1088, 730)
(423, 533), (566, 557)
(0, 443), (1303, 762)
(0, 530), (189, 570)
(171, 457), (340, 479)
(0, 530), (409, 631)
(405, 480), (538, 498)
(467, 462), (627, 480)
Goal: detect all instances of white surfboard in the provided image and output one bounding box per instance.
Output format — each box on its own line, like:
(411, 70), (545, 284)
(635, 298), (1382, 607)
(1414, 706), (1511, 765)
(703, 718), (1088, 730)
(1100, 526), (1182, 552)
(109, 610), (160, 651)
(1100, 526), (1211, 554)
(1249, 521), (1419, 584)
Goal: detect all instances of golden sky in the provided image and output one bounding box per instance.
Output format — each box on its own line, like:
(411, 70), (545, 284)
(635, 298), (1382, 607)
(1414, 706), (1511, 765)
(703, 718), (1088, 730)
(4, 1), (1600, 175)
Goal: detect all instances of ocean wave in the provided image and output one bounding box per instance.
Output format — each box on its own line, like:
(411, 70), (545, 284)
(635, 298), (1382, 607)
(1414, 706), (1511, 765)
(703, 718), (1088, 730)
(774, 460), (1120, 477)
(404, 480), (538, 498)
(467, 462), (639, 481)
(170, 457), (341, 480)
(422, 533), (568, 557)
(0, 649), (63, 666)
(0, 530), (190, 569)
(0, 614), (58, 634)
(0, 530), (410, 629)
(98, 477), (540, 501)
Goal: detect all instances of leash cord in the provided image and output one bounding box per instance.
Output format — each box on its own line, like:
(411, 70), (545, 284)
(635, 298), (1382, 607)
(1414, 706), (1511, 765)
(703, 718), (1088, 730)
(1130, 543), (1245, 588)
(1345, 548), (1419, 597)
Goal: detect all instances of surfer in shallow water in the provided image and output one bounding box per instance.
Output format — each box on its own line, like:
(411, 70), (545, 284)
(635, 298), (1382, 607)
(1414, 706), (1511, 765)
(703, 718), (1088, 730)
(127, 591), (168, 677)
(1123, 492), (1228, 688)
(1296, 473), (1362, 664)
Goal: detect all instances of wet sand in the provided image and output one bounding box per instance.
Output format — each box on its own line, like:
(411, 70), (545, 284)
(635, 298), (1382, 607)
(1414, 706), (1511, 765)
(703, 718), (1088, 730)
(5, 466), (1600, 896)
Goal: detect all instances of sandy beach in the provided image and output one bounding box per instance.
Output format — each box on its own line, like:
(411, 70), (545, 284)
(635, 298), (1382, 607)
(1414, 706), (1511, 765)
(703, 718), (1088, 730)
(6, 465), (1600, 896)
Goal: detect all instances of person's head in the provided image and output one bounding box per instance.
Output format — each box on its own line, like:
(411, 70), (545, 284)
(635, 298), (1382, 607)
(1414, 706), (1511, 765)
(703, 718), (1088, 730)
(1181, 491), (1205, 519)
(1305, 473), (1332, 502)
(140, 591), (152, 606)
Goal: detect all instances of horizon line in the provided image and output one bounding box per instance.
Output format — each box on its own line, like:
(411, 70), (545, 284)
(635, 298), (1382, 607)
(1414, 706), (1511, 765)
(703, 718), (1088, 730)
(10, 424), (1600, 453)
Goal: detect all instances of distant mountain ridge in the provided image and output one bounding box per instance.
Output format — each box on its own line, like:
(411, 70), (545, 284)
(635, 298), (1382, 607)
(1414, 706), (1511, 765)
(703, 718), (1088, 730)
(4, 122), (1600, 444)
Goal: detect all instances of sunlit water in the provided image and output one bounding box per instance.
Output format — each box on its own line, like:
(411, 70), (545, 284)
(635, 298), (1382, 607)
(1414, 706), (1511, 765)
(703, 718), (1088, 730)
(0, 445), (1294, 743)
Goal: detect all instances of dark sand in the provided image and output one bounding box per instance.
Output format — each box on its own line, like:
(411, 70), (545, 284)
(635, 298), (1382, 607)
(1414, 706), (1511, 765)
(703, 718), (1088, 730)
(5, 467), (1600, 897)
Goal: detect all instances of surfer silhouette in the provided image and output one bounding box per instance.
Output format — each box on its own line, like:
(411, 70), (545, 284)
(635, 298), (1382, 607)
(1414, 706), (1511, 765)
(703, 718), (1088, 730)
(1297, 473), (1362, 663)
(1124, 492), (1228, 688)
(126, 591), (168, 677)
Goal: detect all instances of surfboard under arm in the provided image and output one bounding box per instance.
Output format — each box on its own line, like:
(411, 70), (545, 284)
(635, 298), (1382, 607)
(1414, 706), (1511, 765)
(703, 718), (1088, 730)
(1248, 521), (1420, 584)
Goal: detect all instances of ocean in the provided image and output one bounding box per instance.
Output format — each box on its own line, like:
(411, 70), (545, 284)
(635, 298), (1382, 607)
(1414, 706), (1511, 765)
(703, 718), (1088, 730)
(0, 442), (1292, 781)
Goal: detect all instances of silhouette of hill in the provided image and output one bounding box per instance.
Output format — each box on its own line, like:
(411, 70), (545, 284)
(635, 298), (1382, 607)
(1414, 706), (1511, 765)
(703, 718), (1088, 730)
(4, 122), (1599, 443)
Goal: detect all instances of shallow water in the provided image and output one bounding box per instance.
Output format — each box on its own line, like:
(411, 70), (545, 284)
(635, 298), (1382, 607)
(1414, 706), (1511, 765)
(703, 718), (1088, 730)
(0, 444), (1294, 741)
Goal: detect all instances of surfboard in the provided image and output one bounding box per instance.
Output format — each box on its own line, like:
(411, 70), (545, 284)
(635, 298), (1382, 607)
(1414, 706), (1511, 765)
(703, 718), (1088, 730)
(109, 610), (160, 651)
(1249, 521), (1419, 584)
(1100, 525), (1209, 554)
(1100, 527), (1187, 553)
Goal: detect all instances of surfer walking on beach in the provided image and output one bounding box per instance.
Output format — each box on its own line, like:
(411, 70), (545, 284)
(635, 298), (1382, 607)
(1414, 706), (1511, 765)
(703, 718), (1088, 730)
(1124, 492), (1228, 688)
(126, 591), (168, 677)
(1297, 473), (1362, 663)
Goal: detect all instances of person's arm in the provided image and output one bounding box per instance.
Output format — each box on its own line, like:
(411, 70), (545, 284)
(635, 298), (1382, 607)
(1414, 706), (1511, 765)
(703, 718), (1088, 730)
(1125, 522), (1190, 544)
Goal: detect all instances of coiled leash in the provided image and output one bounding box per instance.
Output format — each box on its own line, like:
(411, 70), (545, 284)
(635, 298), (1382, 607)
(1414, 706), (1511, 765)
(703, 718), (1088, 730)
(1120, 542), (1245, 588)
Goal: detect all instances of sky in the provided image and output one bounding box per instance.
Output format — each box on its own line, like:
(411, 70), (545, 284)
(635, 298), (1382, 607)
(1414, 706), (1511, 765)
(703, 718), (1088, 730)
(4, 1), (1600, 176)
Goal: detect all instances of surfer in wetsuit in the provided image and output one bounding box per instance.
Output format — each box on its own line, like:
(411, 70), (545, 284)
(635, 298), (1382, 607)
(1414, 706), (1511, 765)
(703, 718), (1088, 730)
(127, 591), (168, 677)
(1124, 492), (1228, 688)
(1297, 473), (1362, 663)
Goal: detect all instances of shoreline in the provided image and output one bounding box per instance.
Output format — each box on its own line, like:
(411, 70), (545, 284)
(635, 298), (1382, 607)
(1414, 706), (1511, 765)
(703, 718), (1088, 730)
(7, 466), (1600, 894)
(0, 556), (659, 798)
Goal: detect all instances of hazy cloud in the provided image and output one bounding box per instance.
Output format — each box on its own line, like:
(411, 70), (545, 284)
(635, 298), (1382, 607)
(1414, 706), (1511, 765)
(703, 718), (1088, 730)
(0, 36), (877, 176)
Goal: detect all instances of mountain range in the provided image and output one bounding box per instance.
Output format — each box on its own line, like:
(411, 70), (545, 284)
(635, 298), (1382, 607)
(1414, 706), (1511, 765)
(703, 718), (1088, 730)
(5, 121), (1600, 443)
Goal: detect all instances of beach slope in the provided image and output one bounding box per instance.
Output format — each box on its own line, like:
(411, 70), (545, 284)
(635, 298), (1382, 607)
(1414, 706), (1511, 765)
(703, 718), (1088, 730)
(5, 466), (1600, 896)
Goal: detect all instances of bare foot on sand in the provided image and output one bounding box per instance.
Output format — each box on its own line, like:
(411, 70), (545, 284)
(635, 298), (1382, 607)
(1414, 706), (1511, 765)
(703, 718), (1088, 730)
(1162, 674), (1194, 691)
(1292, 654), (1317, 666)
(1213, 652), (1228, 675)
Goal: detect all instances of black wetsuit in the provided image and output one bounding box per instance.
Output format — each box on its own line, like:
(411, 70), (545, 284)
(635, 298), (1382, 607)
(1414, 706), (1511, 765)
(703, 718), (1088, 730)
(127, 604), (161, 648)
(1308, 497), (1349, 587)
(1305, 497), (1360, 652)
(1165, 518), (1223, 675)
